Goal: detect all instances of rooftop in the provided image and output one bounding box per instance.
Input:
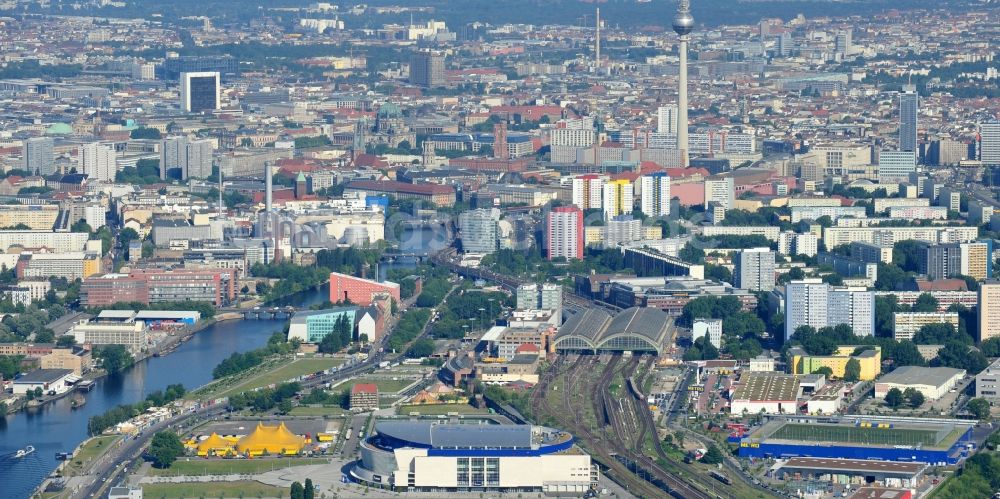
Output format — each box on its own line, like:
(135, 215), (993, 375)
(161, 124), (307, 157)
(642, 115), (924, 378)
(732, 372), (800, 402)
(877, 366), (965, 387)
(781, 457), (927, 475)
(15, 368), (74, 383)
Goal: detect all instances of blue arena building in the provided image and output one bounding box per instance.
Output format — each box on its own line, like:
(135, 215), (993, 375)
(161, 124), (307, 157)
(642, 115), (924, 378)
(352, 421), (596, 494)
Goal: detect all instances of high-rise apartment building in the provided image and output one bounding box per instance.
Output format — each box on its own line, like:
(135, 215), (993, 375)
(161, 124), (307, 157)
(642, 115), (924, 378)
(785, 279), (829, 340)
(834, 30), (852, 56)
(828, 287), (875, 337)
(704, 177), (734, 210)
(23, 137), (55, 175)
(735, 248), (775, 292)
(925, 241), (992, 281)
(458, 209), (500, 254)
(899, 85), (918, 153)
(78, 142), (117, 182)
(571, 174), (605, 210)
(515, 283), (562, 311)
(409, 50), (445, 88)
(639, 172), (671, 217)
(546, 206), (584, 261)
(656, 105), (677, 135)
(784, 280), (874, 339)
(979, 280), (1000, 341)
(161, 136), (214, 180)
(180, 71), (221, 113)
(981, 122), (1000, 167)
(602, 179), (634, 219)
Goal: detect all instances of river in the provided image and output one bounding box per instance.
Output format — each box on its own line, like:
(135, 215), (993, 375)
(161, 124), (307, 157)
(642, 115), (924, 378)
(0, 287), (330, 499)
(0, 229), (442, 499)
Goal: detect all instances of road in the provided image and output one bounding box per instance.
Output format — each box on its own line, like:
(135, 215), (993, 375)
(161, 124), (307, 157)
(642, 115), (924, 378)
(72, 264), (455, 498)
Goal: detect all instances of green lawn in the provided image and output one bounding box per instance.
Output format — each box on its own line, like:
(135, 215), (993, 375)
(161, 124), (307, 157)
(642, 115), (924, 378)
(289, 405), (348, 417)
(148, 458), (327, 476)
(396, 403), (487, 415)
(141, 481), (285, 498)
(350, 377), (414, 393)
(65, 435), (120, 475)
(210, 357), (345, 398)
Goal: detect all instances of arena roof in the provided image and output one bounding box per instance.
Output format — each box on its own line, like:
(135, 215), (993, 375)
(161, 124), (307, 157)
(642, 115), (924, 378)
(375, 421), (533, 449)
(553, 307), (671, 354)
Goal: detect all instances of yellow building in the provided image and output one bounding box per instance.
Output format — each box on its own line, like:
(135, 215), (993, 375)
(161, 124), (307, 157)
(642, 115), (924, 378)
(235, 423), (305, 456)
(83, 254), (101, 278)
(0, 205), (60, 230)
(788, 345), (881, 381)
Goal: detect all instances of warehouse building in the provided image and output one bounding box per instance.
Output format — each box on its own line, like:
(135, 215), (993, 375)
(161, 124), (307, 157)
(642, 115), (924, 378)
(874, 366), (965, 401)
(730, 372), (801, 415)
(773, 458), (927, 489)
(352, 421), (596, 494)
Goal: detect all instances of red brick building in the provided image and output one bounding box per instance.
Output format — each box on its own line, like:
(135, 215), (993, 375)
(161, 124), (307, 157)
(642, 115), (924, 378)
(329, 272), (400, 306)
(81, 269), (237, 307)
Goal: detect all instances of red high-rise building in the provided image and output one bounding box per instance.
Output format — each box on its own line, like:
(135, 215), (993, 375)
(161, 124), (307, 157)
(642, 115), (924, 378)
(493, 123), (508, 160)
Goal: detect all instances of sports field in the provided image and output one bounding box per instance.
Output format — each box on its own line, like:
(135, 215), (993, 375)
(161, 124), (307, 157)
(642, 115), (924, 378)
(769, 423), (942, 447)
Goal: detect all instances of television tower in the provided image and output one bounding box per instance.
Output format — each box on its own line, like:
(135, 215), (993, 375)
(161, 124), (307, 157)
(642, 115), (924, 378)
(595, 8), (601, 64)
(673, 0), (694, 167)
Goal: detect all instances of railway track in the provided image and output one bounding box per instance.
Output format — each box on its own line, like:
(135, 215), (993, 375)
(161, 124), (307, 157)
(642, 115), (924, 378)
(604, 356), (715, 499)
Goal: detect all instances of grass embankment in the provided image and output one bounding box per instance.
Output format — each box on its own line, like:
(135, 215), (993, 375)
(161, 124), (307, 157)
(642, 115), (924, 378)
(64, 436), (120, 476)
(147, 457), (328, 476)
(140, 481), (284, 498)
(195, 357), (344, 399)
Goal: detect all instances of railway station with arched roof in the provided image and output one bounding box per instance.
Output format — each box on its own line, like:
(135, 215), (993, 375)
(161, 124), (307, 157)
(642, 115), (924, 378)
(553, 306), (672, 355)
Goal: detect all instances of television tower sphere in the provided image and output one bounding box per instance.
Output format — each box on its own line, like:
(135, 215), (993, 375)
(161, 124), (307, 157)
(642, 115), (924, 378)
(673, 1), (694, 36)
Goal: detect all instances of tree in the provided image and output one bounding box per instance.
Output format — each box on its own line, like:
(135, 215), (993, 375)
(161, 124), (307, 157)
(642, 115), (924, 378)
(981, 337), (1000, 357)
(304, 479), (315, 499)
(904, 388), (925, 408)
(290, 481), (305, 499)
(891, 341), (927, 367)
(147, 431), (184, 468)
(700, 444), (724, 465)
(97, 345), (134, 374)
(130, 127), (162, 140)
(884, 387), (904, 408)
(119, 227), (140, 248)
(278, 398), (293, 414)
(968, 398), (991, 420)
(56, 335), (76, 348)
(811, 366), (834, 377)
(843, 358), (862, 382)
(875, 263), (909, 291)
(912, 293), (940, 313)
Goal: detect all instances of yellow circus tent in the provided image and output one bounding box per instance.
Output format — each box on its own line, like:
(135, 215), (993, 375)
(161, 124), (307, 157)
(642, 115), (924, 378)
(195, 432), (237, 457)
(236, 423), (305, 456)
